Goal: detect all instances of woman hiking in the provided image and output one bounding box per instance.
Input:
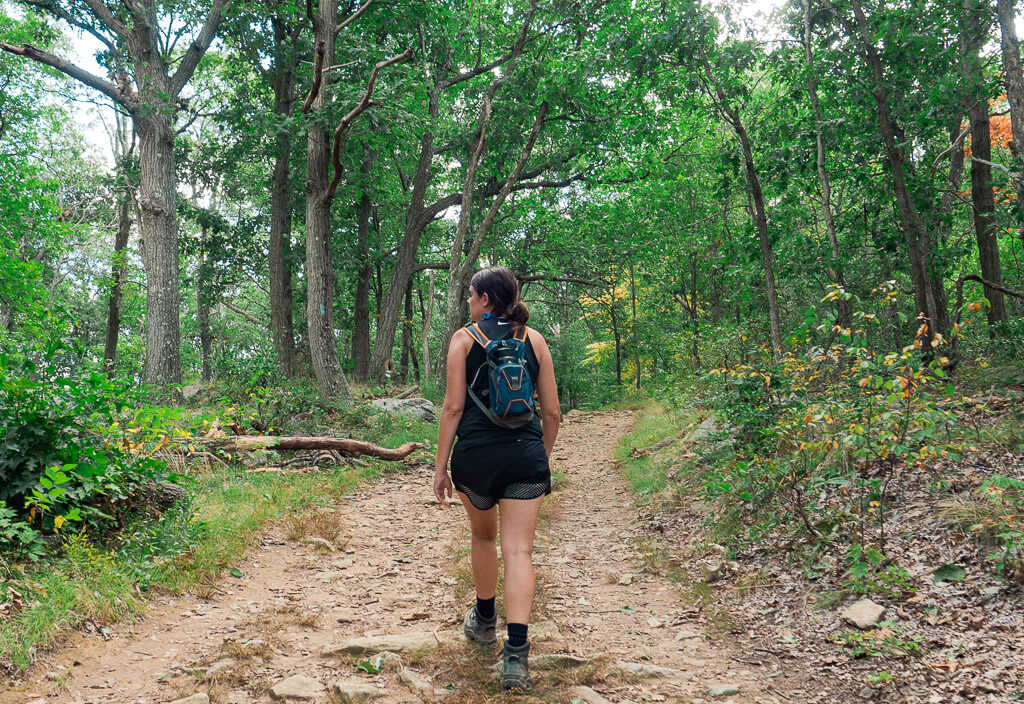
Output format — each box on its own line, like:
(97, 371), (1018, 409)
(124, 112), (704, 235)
(433, 266), (561, 691)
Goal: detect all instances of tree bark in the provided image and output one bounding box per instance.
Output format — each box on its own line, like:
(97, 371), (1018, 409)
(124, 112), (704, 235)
(803, 0), (851, 331)
(697, 46), (783, 359)
(963, 0), (1007, 326)
(997, 0), (1024, 250)
(104, 193), (132, 378)
(399, 280), (414, 383)
(352, 148), (376, 382)
(843, 0), (947, 345)
(420, 269), (435, 386)
(180, 436), (426, 460)
(269, 24), (299, 379)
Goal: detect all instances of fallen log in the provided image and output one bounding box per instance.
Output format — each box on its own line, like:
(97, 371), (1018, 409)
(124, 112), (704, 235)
(177, 436), (426, 461)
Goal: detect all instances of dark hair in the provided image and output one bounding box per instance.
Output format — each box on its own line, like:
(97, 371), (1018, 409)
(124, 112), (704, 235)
(470, 266), (529, 327)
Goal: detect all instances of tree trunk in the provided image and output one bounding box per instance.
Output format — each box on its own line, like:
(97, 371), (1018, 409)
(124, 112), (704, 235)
(963, 0), (1007, 326)
(803, 0), (851, 331)
(698, 47), (783, 359)
(368, 85), (439, 383)
(997, 0), (1024, 250)
(304, 0), (354, 407)
(137, 111), (183, 389)
(420, 269), (435, 386)
(630, 261), (640, 389)
(104, 196), (131, 378)
(197, 236), (213, 384)
(399, 280), (414, 383)
(269, 39), (299, 379)
(847, 0), (946, 345)
(610, 289), (622, 388)
(352, 148), (375, 382)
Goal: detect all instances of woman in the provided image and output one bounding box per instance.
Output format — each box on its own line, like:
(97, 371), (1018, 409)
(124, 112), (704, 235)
(433, 266), (561, 692)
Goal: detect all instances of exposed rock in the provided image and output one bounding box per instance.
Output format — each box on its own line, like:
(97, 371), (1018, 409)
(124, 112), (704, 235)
(706, 684), (741, 697)
(369, 651), (403, 672)
(269, 674), (325, 700)
(617, 573), (634, 585)
(568, 685), (614, 704)
(675, 628), (703, 641)
(300, 536), (336, 552)
(489, 652), (594, 673)
(182, 383), (207, 400)
(169, 695), (210, 704)
(322, 632), (436, 656)
(369, 397), (438, 423)
(841, 598), (886, 630)
(701, 560), (726, 583)
(399, 667), (432, 694)
(330, 680), (381, 703)
(616, 661), (684, 678)
(530, 620), (562, 642)
(204, 658), (236, 675)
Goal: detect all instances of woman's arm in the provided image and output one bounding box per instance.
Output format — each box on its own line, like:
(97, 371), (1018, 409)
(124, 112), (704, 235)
(529, 329), (561, 458)
(434, 329), (471, 506)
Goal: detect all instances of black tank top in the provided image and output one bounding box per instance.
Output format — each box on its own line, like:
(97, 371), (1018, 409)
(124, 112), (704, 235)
(455, 317), (543, 449)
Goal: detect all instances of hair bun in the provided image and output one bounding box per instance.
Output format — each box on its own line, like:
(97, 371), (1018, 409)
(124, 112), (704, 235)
(507, 300), (530, 326)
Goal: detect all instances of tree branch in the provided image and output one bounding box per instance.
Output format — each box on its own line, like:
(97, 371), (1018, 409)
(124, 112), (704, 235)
(337, 0), (375, 34)
(517, 274), (599, 286)
(439, 0), (537, 89)
(324, 47), (413, 205)
(80, 0), (129, 38)
(301, 42), (325, 113)
(26, 0), (118, 50)
(222, 300), (264, 326)
(170, 0), (232, 96)
(0, 42), (129, 109)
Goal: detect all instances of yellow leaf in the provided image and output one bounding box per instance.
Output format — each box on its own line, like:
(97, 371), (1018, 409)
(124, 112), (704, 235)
(53, 515), (65, 532)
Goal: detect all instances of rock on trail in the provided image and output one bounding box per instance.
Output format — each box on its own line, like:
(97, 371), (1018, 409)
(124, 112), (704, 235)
(0, 411), (790, 703)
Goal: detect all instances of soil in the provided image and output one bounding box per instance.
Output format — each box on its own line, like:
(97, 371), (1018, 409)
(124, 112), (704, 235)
(0, 410), (794, 704)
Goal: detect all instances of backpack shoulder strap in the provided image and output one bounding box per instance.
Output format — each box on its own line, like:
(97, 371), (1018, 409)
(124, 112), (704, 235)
(513, 325), (529, 342)
(464, 322), (490, 348)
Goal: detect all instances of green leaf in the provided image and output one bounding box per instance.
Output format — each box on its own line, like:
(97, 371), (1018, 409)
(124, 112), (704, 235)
(932, 564), (965, 583)
(356, 659), (382, 674)
(230, 567), (244, 578)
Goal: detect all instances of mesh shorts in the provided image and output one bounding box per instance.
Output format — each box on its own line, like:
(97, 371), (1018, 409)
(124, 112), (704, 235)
(450, 437), (551, 511)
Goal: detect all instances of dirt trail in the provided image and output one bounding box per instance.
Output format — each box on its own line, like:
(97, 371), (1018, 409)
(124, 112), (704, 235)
(2, 411), (788, 704)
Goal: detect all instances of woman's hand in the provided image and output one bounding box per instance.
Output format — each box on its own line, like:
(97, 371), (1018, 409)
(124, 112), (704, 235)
(433, 468), (454, 507)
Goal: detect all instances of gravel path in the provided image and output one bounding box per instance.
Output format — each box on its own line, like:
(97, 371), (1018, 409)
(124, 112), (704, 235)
(2, 410), (789, 704)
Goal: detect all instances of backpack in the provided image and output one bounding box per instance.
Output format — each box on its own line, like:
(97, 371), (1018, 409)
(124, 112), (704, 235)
(464, 321), (536, 429)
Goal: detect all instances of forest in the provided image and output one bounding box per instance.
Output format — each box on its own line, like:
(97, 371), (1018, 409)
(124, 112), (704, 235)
(1, 0), (1024, 701)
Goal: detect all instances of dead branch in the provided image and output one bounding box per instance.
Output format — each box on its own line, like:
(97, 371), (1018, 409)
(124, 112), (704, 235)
(177, 436), (426, 460)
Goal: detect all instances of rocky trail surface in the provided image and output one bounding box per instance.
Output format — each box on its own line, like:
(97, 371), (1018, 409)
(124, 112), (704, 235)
(2, 411), (792, 704)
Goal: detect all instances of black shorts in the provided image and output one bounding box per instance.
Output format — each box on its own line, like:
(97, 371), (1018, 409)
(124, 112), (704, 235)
(450, 436), (551, 511)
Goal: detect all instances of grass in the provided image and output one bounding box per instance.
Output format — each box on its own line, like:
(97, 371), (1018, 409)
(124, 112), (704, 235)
(0, 412), (436, 675)
(613, 403), (702, 498)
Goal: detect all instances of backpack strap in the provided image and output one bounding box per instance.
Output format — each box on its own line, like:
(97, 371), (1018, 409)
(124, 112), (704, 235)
(464, 322), (490, 348)
(513, 325), (529, 343)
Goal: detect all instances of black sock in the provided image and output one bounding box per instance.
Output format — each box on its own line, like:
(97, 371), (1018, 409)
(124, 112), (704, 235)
(507, 622), (528, 648)
(475, 597), (496, 622)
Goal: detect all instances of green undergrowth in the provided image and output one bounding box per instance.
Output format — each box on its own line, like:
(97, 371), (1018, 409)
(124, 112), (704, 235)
(0, 409), (435, 674)
(613, 403), (703, 497)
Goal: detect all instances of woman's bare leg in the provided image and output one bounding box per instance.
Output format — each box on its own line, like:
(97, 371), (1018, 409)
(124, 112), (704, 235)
(457, 492), (499, 600)
(498, 496), (544, 625)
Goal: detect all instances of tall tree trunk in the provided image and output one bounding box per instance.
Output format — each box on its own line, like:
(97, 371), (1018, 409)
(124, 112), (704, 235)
(269, 32), (299, 379)
(368, 85), (439, 383)
(351, 148), (375, 382)
(197, 232), (213, 383)
(104, 195), (132, 378)
(845, 0), (946, 346)
(137, 111), (183, 389)
(997, 0), (1024, 250)
(697, 47), (783, 359)
(629, 262), (640, 389)
(963, 0), (1007, 326)
(420, 269), (435, 386)
(399, 281), (414, 383)
(610, 288), (622, 388)
(803, 0), (851, 331)
(304, 0), (354, 407)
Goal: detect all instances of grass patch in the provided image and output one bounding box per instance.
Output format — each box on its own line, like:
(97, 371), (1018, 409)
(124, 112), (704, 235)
(0, 414), (436, 675)
(614, 404), (702, 497)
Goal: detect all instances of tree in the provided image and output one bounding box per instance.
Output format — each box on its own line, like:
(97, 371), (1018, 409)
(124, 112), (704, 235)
(2, 0), (230, 391)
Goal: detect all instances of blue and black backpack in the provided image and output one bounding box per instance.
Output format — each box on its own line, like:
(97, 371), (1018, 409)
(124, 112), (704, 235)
(464, 321), (536, 429)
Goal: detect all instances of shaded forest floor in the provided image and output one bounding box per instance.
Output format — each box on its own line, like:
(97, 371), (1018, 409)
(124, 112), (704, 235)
(0, 411), (794, 704)
(620, 385), (1024, 704)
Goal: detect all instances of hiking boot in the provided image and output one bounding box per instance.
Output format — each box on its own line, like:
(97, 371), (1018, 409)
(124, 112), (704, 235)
(502, 641), (532, 691)
(463, 606), (497, 647)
